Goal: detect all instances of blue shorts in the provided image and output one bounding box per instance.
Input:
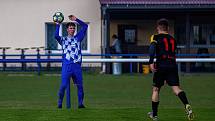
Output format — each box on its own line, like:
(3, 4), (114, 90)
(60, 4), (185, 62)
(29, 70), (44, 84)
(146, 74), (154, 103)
(62, 63), (83, 85)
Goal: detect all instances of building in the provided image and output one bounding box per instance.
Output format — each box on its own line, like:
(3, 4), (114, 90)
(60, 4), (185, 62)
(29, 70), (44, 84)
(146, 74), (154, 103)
(0, 0), (101, 69)
(0, 0), (101, 54)
(100, 0), (215, 73)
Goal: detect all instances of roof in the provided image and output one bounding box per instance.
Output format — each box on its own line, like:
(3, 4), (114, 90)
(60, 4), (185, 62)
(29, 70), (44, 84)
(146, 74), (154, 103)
(100, 0), (215, 5)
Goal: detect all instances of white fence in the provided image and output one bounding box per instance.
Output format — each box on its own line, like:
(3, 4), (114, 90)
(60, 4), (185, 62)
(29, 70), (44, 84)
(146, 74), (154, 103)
(83, 58), (215, 63)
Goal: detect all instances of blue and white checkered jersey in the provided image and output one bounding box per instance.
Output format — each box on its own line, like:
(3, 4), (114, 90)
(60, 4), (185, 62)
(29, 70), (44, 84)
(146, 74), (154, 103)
(55, 19), (88, 64)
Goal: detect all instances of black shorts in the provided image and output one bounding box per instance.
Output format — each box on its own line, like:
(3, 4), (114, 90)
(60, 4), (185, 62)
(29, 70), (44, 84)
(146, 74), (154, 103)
(153, 67), (179, 87)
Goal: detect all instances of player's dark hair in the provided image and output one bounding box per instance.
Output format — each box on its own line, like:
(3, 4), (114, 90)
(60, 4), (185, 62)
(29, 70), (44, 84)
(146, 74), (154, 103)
(157, 18), (169, 31)
(112, 34), (118, 39)
(66, 22), (76, 28)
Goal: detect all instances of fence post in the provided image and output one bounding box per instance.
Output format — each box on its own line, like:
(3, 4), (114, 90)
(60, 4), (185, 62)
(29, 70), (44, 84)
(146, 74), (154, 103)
(37, 48), (41, 75)
(130, 56), (133, 74)
(0, 47), (10, 71)
(3, 48), (6, 71)
(47, 50), (51, 71)
(32, 47), (44, 75)
(15, 48), (29, 71)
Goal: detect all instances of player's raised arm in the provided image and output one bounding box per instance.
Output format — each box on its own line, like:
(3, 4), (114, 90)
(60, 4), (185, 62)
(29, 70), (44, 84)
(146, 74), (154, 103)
(69, 15), (88, 41)
(55, 23), (63, 46)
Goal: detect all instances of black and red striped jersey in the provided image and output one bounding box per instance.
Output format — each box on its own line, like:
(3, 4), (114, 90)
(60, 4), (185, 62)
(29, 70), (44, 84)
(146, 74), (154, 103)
(149, 33), (177, 68)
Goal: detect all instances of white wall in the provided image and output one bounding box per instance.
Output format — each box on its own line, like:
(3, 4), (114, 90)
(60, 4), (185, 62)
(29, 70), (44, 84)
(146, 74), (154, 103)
(0, 0), (101, 54)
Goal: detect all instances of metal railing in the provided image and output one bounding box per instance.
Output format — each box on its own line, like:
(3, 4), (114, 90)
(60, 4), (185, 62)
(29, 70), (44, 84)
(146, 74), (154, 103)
(0, 53), (215, 75)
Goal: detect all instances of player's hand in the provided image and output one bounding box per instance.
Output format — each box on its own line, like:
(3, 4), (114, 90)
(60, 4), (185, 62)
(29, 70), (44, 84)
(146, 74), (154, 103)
(54, 21), (60, 25)
(149, 63), (157, 72)
(68, 15), (77, 21)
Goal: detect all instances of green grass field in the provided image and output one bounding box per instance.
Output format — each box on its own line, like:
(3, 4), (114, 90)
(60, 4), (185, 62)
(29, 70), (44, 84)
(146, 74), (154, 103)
(0, 73), (214, 121)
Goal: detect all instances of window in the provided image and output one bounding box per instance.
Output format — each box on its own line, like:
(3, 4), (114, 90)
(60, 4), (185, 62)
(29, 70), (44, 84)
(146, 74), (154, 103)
(209, 25), (215, 45)
(190, 24), (215, 47)
(46, 23), (57, 50)
(118, 25), (137, 44)
(175, 24), (186, 46)
(192, 25), (206, 45)
(45, 22), (90, 53)
(125, 29), (136, 43)
(193, 25), (200, 44)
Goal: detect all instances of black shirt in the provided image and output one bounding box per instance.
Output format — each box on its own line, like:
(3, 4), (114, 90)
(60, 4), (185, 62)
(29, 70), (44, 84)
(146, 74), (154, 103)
(149, 33), (177, 69)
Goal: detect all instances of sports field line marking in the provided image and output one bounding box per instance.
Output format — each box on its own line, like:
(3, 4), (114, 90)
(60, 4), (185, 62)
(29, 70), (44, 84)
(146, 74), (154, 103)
(44, 74), (61, 76)
(7, 74), (34, 77)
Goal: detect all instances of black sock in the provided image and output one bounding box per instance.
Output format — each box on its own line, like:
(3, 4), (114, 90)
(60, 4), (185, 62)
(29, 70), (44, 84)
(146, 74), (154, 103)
(178, 91), (189, 106)
(152, 101), (159, 117)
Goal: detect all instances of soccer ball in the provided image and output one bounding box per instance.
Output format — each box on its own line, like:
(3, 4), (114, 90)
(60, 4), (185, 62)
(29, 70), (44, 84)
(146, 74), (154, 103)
(53, 12), (64, 23)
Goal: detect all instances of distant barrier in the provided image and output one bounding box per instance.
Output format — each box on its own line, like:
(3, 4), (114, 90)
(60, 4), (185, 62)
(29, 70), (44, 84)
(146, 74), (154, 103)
(0, 54), (215, 75)
(1, 53), (215, 57)
(1, 58), (215, 63)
